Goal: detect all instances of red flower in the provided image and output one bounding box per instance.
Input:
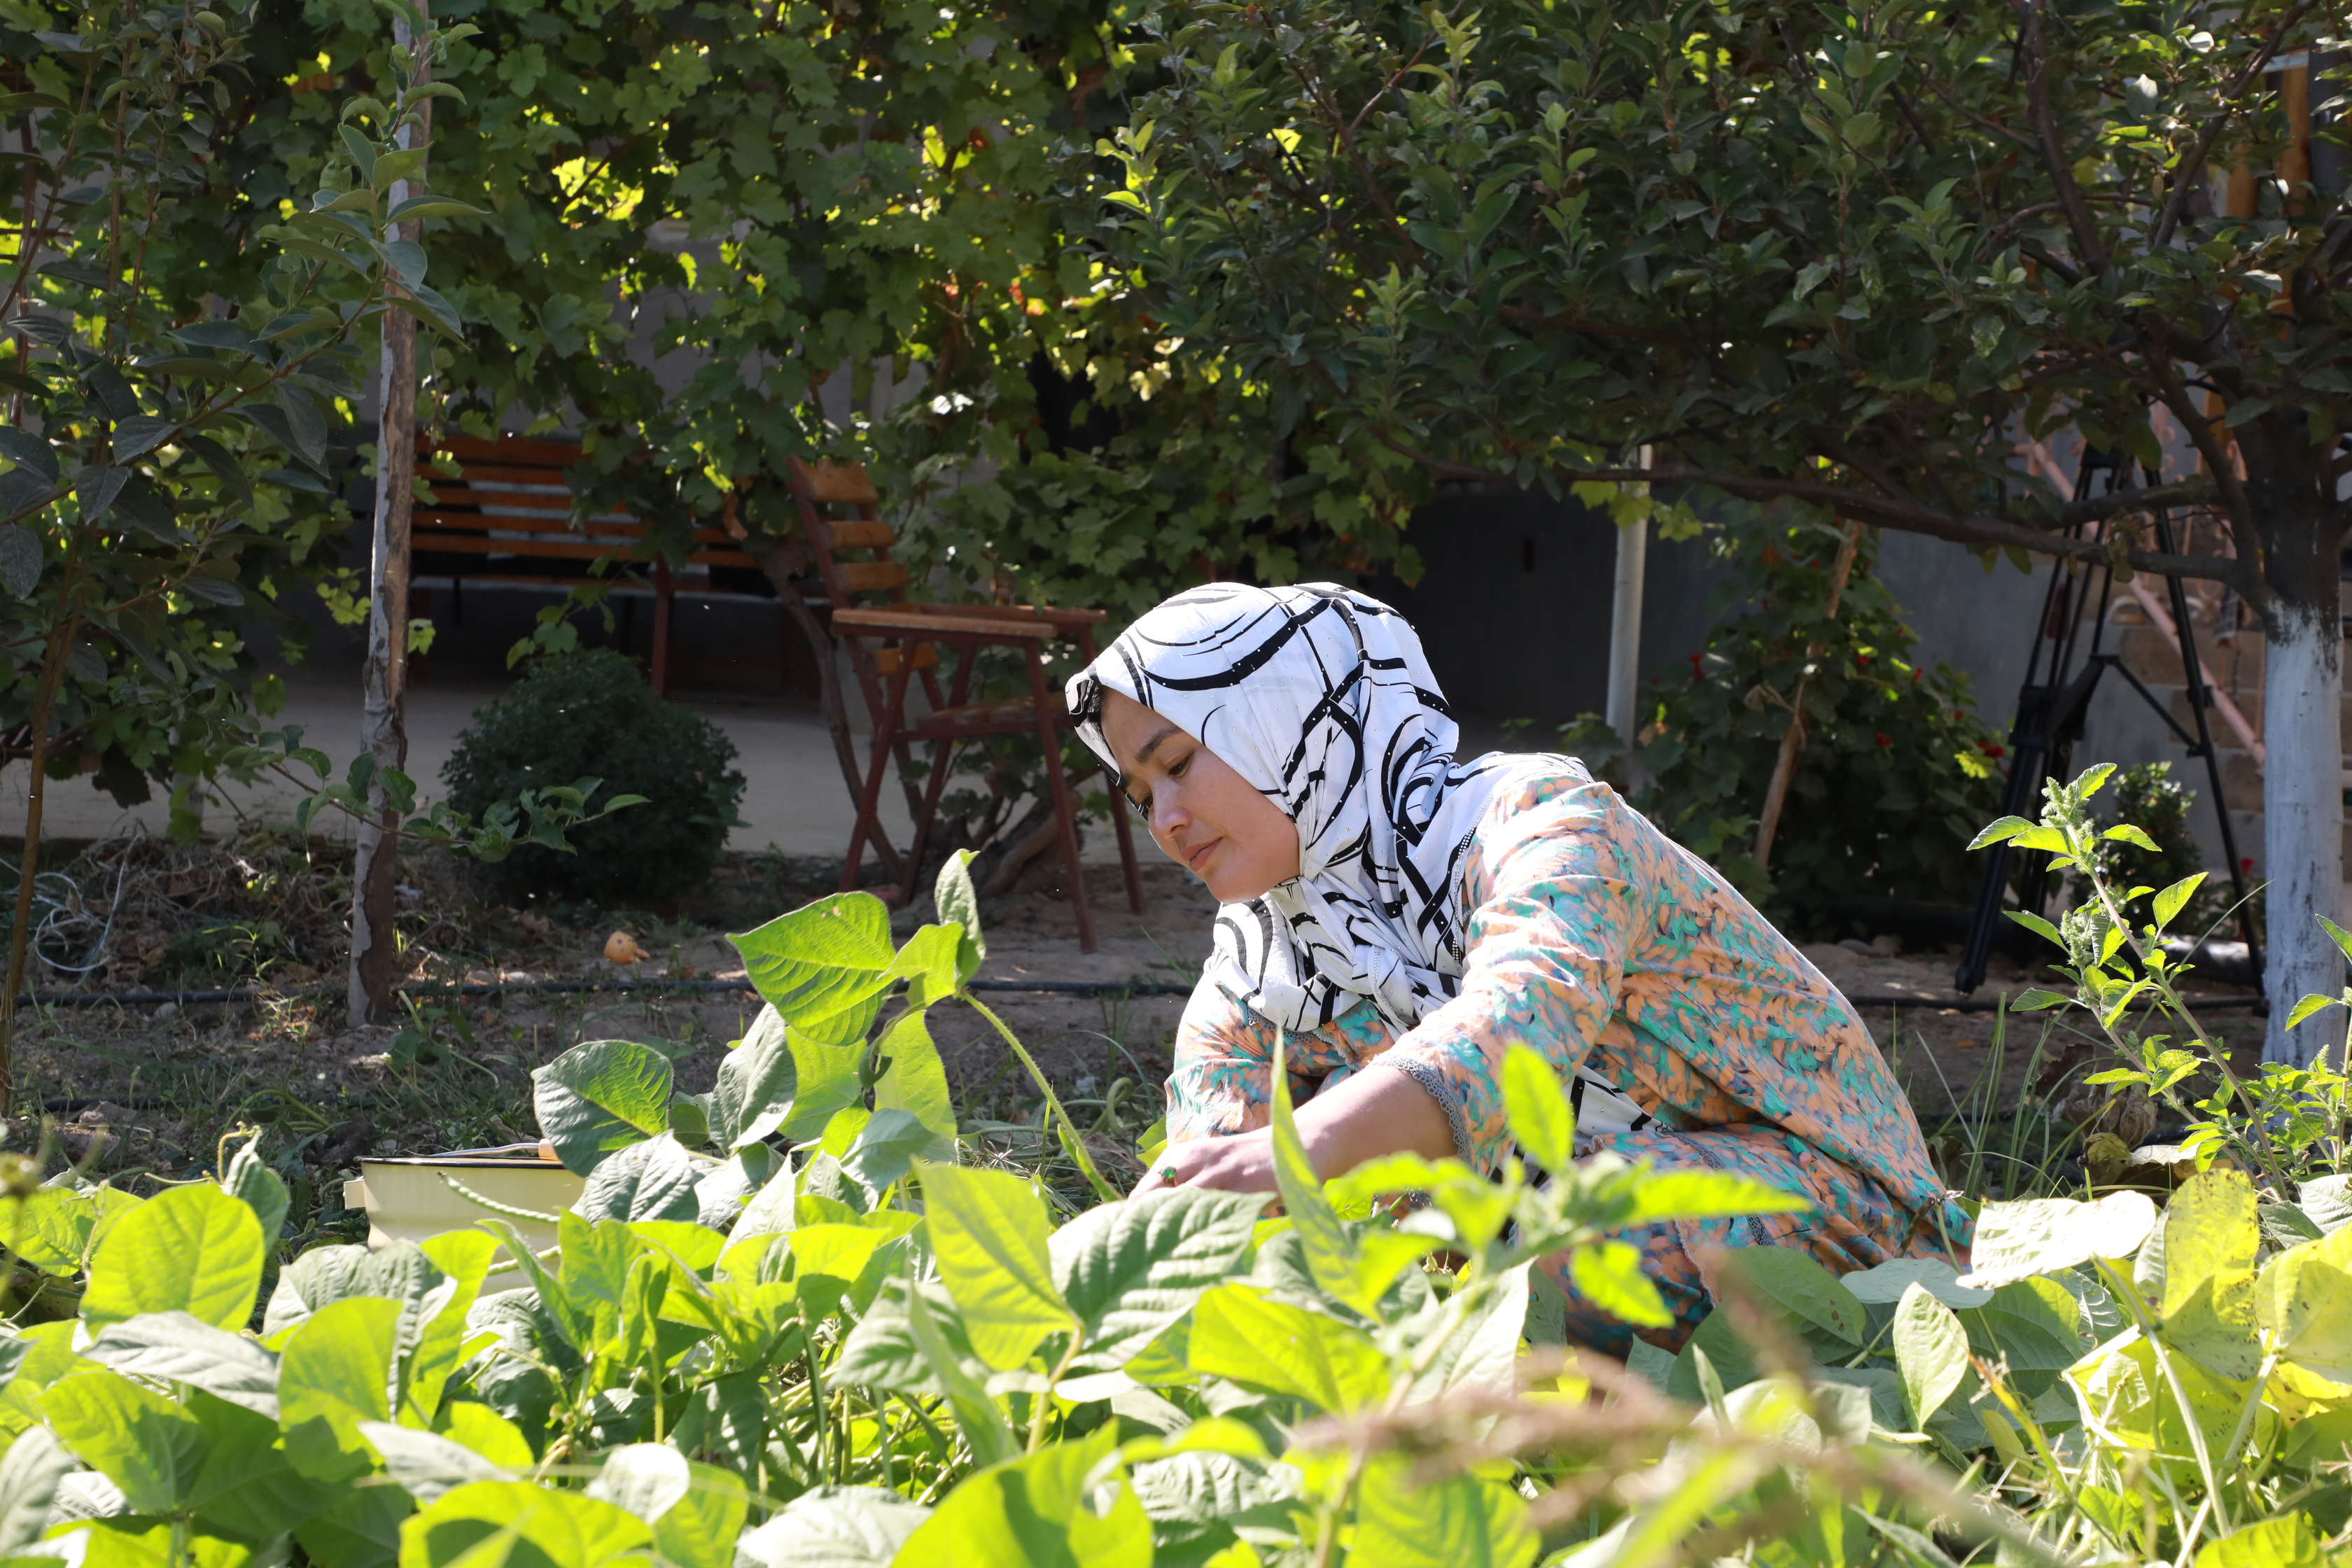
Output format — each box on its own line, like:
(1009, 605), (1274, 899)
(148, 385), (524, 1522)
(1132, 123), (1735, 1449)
(1857, 653), (1872, 667)
(1980, 741), (2005, 759)
(1911, 667), (1922, 683)
(1688, 652), (1703, 678)
(1875, 732), (1892, 747)
(2241, 856), (2254, 875)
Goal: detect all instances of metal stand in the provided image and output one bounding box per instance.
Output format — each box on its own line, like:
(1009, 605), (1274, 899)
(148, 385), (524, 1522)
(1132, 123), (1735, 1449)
(1954, 450), (2261, 993)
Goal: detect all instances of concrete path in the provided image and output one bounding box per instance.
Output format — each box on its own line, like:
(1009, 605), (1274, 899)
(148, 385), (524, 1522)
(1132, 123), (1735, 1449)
(0, 667), (940, 858)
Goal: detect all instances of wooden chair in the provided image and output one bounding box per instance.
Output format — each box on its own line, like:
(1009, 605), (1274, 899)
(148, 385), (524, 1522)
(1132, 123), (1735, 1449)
(412, 434), (788, 697)
(782, 457), (1143, 952)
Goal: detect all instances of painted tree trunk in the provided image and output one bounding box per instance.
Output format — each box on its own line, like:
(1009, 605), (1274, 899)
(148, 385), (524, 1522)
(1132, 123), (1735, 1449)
(2262, 597), (2344, 1066)
(348, 8), (430, 1026)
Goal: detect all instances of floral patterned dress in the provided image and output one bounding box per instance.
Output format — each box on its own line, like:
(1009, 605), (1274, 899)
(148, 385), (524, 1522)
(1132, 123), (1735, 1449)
(1164, 769), (1973, 1354)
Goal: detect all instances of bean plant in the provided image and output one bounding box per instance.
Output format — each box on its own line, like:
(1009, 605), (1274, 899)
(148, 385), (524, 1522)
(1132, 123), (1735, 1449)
(0, 834), (2345, 1567)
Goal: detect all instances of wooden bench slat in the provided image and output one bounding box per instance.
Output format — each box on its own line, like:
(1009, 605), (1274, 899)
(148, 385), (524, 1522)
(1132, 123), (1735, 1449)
(426, 433), (588, 467)
(421, 463), (582, 489)
(836, 561), (909, 594)
(873, 645), (939, 676)
(792, 461), (879, 505)
(816, 520), (895, 550)
(833, 608), (1049, 640)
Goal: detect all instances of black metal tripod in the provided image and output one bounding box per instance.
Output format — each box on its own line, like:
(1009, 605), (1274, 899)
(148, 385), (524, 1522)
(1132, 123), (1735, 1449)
(1953, 448), (2262, 993)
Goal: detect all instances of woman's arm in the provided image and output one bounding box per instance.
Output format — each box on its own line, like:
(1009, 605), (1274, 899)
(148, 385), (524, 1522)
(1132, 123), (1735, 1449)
(1131, 1064), (1456, 1196)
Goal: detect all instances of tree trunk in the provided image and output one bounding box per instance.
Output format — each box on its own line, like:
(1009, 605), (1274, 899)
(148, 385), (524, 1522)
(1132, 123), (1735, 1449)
(2262, 594), (2344, 1065)
(0, 624), (72, 1114)
(348, 8), (429, 1026)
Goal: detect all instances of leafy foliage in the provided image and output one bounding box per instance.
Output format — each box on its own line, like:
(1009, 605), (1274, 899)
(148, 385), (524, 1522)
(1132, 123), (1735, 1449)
(443, 650), (746, 906)
(1, 809), (2346, 1567)
(1568, 515), (2003, 925)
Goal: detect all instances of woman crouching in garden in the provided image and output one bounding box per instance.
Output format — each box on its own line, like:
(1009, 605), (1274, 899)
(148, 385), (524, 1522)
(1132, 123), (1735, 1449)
(1069, 582), (1970, 1357)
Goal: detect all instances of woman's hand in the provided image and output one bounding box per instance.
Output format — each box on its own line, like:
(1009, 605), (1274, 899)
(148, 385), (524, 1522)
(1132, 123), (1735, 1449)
(1128, 1065), (1458, 1200)
(1130, 1128), (1280, 1198)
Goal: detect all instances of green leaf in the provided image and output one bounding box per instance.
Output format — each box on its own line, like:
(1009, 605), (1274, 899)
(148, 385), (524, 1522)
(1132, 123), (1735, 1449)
(2286, 993), (2342, 1030)
(1348, 1453), (1537, 1568)
(839, 1110), (932, 1197)
(2320, 915), (2352, 967)
(1718, 1246), (1868, 1345)
(2258, 1214), (2352, 1382)
(82, 1310), (282, 1418)
(2194, 1516), (2323, 1568)
(2152, 873), (2207, 932)
(1501, 1043), (1574, 1173)
(777, 1028), (867, 1144)
(82, 1183), (266, 1332)
(649, 1461), (744, 1568)
(398, 1480), (652, 1568)
(916, 1161), (1075, 1370)
(2158, 1169), (2261, 1379)
(710, 1006), (794, 1150)
(278, 1296), (402, 1482)
(1966, 815), (2034, 850)
(533, 1040), (673, 1174)
(729, 894), (898, 1043)
(1568, 1240), (1672, 1329)
(933, 848), (986, 983)
(6, 1184), (139, 1275)
(1960, 1191), (2160, 1288)
(1270, 1035), (1366, 1313)
(573, 1134), (704, 1224)
(885, 924), (962, 1009)
(1186, 1282), (1390, 1410)
(358, 1422), (508, 1502)
(1620, 1170), (1813, 1226)
(1891, 1282), (1970, 1428)
(902, 1278), (1023, 1466)
(1049, 1186), (1259, 1368)
(0, 525), (40, 598)
(2102, 823), (2161, 851)
(222, 1141), (290, 1240)
(0, 1427), (78, 1551)
(735, 1488), (931, 1568)
(1840, 1257), (1991, 1308)
(894, 1428), (1147, 1568)
(2002, 910), (2064, 948)
(298, 1485), (414, 1568)
(871, 1009), (956, 1159)
(386, 197), (486, 223)
(41, 1368), (211, 1512)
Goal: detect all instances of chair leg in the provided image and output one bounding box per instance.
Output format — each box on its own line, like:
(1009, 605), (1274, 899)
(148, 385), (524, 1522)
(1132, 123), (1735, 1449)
(843, 659), (914, 894)
(896, 734), (958, 910)
(652, 559), (674, 698)
(1026, 652), (1096, 952)
(1111, 790), (1146, 913)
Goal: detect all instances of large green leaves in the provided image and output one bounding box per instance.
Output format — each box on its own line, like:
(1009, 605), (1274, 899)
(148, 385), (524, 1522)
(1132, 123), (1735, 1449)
(534, 1040), (674, 1174)
(1959, 1191), (2159, 1288)
(279, 1297), (402, 1483)
(1891, 1282), (1969, 1427)
(708, 1007), (797, 1151)
(870, 1010), (956, 1160)
(1049, 1186), (1259, 1368)
(81, 1184), (266, 1333)
(82, 1311), (282, 1418)
(730, 894), (899, 1044)
(1350, 1454), (1538, 1568)
(736, 1488), (932, 1568)
(399, 1480), (652, 1568)
(1186, 1282), (1391, 1411)
(2260, 1216), (2352, 1383)
(2158, 1170), (2262, 1380)
(1717, 1245), (1868, 1346)
(893, 1429), (1148, 1568)
(917, 1162), (1076, 1371)
(41, 1368), (211, 1513)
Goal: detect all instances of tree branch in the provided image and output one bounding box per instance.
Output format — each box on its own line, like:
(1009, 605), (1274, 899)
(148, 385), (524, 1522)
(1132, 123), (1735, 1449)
(2149, 0), (2314, 251)
(2020, 0), (2108, 274)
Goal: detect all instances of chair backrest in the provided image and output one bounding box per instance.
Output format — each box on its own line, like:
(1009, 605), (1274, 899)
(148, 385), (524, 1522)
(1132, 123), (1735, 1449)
(414, 435), (634, 566)
(783, 458), (911, 610)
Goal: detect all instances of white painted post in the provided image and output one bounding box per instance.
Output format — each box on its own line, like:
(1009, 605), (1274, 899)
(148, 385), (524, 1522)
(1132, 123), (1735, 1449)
(1604, 444), (1651, 764)
(2263, 601), (2346, 1067)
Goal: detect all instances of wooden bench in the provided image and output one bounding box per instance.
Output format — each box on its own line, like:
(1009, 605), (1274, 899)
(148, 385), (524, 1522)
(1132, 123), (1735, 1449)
(410, 433), (780, 696)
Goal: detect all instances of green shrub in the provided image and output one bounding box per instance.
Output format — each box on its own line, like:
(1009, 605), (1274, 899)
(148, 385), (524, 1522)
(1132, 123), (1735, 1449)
(443, 648), (746, 905)
(1568, 514), (2005, 930)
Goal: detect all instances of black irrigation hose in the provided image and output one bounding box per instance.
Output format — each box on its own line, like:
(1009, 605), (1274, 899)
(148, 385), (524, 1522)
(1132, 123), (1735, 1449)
(8, 975), (1200, 1009)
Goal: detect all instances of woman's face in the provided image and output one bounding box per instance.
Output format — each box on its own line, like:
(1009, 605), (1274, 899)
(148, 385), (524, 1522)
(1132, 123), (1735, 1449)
(1100, 690), (1301, 903)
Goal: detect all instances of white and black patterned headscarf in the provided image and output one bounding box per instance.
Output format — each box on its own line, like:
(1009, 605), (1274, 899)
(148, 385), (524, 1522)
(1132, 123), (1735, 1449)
(1067, 582), (1589, 1036)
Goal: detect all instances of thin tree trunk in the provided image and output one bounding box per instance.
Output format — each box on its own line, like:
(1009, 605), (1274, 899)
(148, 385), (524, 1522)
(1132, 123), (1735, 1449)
(0, 623), (72, 1115)
(1754, 518), (1864, 870)
(348, 7), (429, 1026)
(2262, 596), (2344, 1067)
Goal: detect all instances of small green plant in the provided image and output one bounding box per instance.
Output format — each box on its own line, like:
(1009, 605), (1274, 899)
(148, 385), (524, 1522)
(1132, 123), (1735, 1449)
(1973, 762), (2349, 1188)
(443, 648), (747, 906)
